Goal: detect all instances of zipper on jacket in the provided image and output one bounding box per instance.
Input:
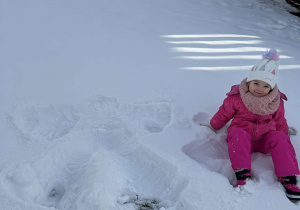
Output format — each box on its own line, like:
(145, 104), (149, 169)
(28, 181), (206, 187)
(252, 115), (259, 141)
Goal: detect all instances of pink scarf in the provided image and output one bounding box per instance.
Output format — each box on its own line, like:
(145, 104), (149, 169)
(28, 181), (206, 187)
(239, 78), (280, 115)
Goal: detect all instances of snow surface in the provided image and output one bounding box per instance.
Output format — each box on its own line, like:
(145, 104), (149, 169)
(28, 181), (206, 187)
(1, 0), (300, 209)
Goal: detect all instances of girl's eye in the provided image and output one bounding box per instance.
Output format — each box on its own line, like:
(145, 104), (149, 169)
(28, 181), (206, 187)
(264, 86), (270, 89)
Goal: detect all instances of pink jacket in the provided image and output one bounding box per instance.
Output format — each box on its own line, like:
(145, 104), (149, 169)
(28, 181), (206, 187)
(210, 85), (289, 141)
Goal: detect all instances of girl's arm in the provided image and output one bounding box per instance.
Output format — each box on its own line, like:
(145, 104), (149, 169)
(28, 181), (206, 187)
(210, 96), (236, 130)
(273, 99), (289, 135)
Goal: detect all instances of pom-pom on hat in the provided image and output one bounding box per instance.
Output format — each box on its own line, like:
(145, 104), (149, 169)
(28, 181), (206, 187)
(247, 49), (279, 89)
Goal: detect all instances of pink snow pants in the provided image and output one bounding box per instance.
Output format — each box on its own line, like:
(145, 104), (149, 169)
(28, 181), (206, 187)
(227, 128), (300, 177)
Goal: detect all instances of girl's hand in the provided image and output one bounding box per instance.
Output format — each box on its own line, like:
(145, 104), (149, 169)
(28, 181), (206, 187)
(288, 127), (297, 136)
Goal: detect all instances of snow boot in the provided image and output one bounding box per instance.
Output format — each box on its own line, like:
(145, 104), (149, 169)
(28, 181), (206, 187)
(279, 175), (300, 200)
(234, 169), (251, 187)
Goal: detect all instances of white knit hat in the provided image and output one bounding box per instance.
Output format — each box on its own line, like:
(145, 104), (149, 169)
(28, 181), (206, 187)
(247, 49), (279, 89)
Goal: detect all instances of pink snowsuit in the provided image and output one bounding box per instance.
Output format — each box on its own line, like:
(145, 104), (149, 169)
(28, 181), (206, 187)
(210, 84), (300, 177)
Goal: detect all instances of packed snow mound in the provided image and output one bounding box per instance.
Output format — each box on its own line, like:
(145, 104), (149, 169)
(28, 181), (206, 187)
(2, 96), (189, 210)
(182, 128), (236, 184)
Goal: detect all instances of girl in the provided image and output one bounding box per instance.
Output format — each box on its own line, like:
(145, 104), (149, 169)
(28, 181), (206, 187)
(193, 49), (300, 200)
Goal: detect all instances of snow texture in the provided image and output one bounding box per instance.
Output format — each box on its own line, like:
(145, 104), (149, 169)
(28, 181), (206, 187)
(1, 0), (300, 209)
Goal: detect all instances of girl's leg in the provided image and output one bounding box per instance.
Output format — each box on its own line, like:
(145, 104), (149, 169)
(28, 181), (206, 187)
(257, 131), (300, 200)
(227, 128), (252, 170)
(257, 131), (300, 177)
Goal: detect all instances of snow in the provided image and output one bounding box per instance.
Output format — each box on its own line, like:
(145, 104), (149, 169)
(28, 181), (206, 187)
(1, 0), (300, 209)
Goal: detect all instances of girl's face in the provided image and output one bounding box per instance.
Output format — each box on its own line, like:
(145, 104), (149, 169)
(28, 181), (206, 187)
(248, 80), (271, 97)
